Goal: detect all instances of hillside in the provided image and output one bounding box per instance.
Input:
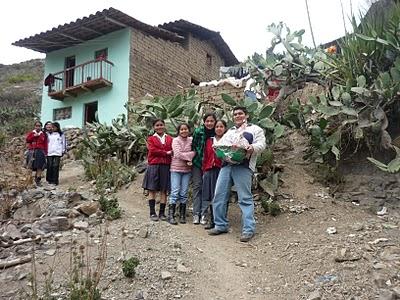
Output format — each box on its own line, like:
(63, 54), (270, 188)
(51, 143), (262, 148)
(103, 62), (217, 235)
(0, 59), (44, 136)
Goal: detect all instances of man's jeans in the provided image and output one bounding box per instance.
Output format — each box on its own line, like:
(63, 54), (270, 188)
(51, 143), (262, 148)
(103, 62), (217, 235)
(169, 171), (191, 205)
(212, 165), (255, 234)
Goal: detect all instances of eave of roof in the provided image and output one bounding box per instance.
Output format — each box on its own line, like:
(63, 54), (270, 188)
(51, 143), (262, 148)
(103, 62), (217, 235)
(12, 8), (184, 53)
(160, 19), (239, 66)
(12, 8), (239, 66)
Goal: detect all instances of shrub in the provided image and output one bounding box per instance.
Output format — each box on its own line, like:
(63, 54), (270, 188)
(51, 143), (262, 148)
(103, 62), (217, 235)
(261, 196), (281, 216)
(7, 73), (38, 84)
(122, 257), (140, 278)
(98, 194), (122, 220)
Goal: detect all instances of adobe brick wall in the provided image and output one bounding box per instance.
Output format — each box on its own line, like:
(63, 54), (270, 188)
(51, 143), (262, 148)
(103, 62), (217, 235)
(128, 28), (225, 103)
(194, 83), (244, 107)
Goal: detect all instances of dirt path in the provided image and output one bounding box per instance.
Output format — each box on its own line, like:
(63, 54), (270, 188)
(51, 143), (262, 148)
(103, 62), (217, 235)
(3, 132), (398, 300)
(108, 131), (399, 299)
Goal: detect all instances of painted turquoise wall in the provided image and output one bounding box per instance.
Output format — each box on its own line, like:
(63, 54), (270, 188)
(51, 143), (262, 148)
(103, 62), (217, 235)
(41, 29), (130, 128)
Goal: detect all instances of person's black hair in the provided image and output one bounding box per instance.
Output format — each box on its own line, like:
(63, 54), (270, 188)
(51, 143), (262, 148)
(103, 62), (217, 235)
(232, 106), (248, 115)
(152, 118), (165, 127)
(52, 122), (63, 135)
(216, 119), (227, 128)
(44, 121), (52, 130)
(34, 120), (43, 127)
(176, 123), (191, 135)
(202, 112), (217, 123)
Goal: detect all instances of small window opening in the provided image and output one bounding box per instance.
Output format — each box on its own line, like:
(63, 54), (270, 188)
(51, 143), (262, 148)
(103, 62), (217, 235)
(206, 53), (212, 66)
(95, 48), (108, 60)
(191, 77), (200, 86)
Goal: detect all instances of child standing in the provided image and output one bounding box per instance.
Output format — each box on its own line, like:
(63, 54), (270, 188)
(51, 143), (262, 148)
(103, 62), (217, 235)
(169, 123), (195, 225)
(142, 119), (173, 221)
(46, 122), (67, 185)
(191, 113), (216, 224)
(201, 120), (227, 229)
(26, 121), (48, 186)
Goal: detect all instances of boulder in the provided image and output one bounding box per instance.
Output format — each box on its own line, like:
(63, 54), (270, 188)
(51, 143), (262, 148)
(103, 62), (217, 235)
(3, 224), (22, 240)
(13, 202), (44, 219)
(73, 220), (89, 230)
(76, 202), (99, 216)
(65, 192), (83, 205)
(33, 216), (71, 233)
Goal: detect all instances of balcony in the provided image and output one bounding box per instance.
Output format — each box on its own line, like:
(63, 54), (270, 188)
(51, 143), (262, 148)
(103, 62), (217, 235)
(47, 59), (113, 100)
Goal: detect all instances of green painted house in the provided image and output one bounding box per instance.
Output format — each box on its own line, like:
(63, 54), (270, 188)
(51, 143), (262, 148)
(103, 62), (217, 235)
(13, 8), (238, 128)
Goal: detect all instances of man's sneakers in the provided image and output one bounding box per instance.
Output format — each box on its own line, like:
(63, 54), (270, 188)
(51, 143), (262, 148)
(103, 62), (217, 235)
(208, 228), (228, 236)
(239, 232), (254, 243)
(208, 229), (254, 242)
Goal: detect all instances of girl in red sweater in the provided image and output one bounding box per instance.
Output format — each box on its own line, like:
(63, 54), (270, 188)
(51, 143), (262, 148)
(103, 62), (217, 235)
(142, 119), (173, 221)
(26, 121), (48, 186)
(201, 120), (227, 229)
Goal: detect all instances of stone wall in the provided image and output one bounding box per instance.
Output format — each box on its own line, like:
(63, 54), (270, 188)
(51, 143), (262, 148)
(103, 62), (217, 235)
(128, 29), (225, 102)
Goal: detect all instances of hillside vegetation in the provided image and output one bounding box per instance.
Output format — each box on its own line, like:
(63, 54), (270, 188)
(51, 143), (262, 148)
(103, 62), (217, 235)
(0, 59), (44, 144)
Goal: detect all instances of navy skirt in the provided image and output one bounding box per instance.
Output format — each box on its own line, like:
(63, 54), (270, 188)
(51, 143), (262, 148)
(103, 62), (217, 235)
(27, 149), (46, 171)
(142, 164), (171, 192)
(201, 167), (220, 203)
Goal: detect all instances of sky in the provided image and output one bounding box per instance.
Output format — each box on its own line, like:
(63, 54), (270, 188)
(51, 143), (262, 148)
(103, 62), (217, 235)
(1, 0), (370, 65)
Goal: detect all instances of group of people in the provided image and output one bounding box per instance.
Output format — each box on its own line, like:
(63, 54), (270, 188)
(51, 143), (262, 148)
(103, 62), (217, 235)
(142, 106), (266, 242)
(26, 121), (67, 186)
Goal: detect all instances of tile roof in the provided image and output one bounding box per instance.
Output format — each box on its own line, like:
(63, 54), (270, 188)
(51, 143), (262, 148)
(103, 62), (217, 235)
(13, 8), (238, 65)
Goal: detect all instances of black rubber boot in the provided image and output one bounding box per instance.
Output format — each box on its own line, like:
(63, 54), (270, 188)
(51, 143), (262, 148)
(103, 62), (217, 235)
(35, 176), (42, 186)
(205, 204), (215, 230)
(168, 204), (178, 225)
(159, 203), (167, 221)
(179, 203), (187, 224)
(149, 199), (158, 221)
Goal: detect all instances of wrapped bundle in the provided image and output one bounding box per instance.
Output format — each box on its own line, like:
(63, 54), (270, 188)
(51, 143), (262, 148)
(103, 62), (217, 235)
(214, 145), (247, 164)
(213, 129), (250, 164)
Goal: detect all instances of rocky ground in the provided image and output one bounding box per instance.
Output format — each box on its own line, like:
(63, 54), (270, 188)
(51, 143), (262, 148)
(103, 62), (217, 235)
(0, 132), (400, 300)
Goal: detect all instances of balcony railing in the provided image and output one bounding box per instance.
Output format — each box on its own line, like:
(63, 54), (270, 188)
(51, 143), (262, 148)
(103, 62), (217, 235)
(47, 59), (113, 100)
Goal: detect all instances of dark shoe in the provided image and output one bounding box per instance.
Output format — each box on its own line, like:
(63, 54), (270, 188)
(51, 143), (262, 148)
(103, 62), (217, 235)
(150, 214), (159, 222)
(204, 205), (214, 229)
(35, 176), (42, 186)
(193, 215), (200, 225)
(148, 199), (156, 214)
(204, 222), (215, 230)
(179, 204), (186, 224)
(208, 228), (228, 236)
(168, 204), (178, 225)
(159, 203), (167, 221)
(240, 233), (254, 242)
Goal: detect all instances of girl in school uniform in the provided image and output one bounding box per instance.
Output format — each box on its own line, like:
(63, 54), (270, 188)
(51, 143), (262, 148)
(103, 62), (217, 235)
(191, 113), (217, 224)
(46, 122), (67, 185)
(201, 120), (227, 229)
(26, 121), (48, 186)
(142, 119), (173, 221)
(168, 123), (196, 225)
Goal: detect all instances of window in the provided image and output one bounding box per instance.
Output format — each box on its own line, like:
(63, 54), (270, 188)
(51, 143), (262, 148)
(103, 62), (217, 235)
(84, 101), (98, 124)
(53, 107), (72, 121)
(95, 48), (108, 60)
(206, 53), (212, 66)
(65, 56), (76, 88)
(191, 77), (200, 86)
